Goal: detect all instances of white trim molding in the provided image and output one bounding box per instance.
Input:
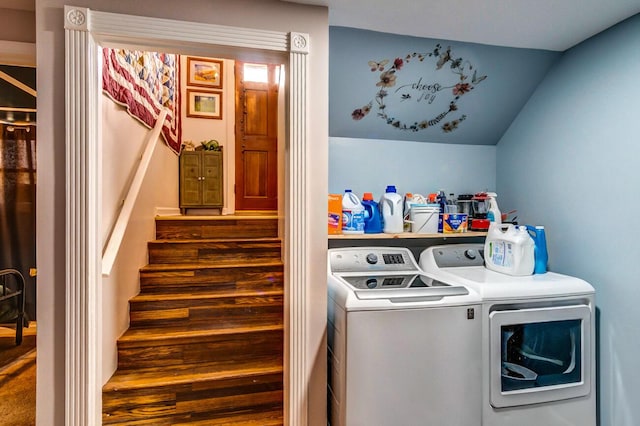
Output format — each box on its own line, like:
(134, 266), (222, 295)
(64, 6), (311, 426)
(64, 6), (101, 425)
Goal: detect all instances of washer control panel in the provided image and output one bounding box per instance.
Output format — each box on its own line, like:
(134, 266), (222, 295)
(328, 247), (420, 274)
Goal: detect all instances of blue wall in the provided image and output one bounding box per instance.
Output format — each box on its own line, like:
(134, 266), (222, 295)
(328, 27), (560, 203)
(329, 137), (496, 199)
(496, 14), (640, 426)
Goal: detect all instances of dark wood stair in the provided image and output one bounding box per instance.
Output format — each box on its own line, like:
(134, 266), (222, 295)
(103, 215), (284, 425)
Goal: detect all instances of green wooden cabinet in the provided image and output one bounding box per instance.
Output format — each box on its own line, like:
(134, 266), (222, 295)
(179, 150), (223, 209)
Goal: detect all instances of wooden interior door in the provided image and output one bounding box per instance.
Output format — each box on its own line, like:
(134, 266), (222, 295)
(235, 62), (278, 211)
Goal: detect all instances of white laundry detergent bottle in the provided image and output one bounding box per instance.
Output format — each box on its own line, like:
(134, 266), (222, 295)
(342, 189), (365, 234)
(380, 185), (403, 234)
(484, 223), (535, 276)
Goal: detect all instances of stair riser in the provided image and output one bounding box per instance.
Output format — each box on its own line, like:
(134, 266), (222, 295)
(103, 374), (282, 425)
(148, 242), (282, 264)
(155, 219), (278, 240)
(130, 294), (283, 311)
(129, 304), (283, 328)
(118, 333), (283, 370)
(140, 268), (283, 294)
(130, 294), (283, 321)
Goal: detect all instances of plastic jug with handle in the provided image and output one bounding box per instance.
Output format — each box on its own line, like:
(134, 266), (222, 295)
(484, 223), (534, 276)
(380, 185), (403, 234)
(342, 189), (365, 234)
(526, 225), (549, 274)
(362, 192), (382, 234)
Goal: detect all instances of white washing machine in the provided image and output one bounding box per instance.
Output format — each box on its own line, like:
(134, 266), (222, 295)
(327, 246), (482, 426)
(419, 243), (596, 426)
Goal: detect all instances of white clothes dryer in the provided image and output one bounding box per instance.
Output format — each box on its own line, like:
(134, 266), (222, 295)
(327, 246), (482, 426)
(419, 243), (596, 426)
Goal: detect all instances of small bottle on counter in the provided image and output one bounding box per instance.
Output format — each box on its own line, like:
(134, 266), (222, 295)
(437, 190), (447, 233)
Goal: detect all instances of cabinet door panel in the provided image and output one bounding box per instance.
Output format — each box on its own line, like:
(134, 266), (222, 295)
(202, 152), (222, 206)
(180, 152), (202, 206)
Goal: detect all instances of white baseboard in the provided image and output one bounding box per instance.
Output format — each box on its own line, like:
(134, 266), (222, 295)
(155, 207), (181, 216)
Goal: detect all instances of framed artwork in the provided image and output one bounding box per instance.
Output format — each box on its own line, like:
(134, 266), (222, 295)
(186, 89), (222, 119)
(187, 57), (223, 88)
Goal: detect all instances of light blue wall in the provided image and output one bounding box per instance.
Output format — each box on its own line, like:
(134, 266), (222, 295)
(330, 27), (560, 145)
(329, 137), (496, 200)
(496, 14), (640, 426)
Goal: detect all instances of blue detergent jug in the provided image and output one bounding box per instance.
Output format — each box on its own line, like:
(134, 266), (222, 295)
(526, 225), (549, 274)
(361, 192), (382, 233)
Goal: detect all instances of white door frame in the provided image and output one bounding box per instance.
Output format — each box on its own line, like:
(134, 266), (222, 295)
(64, 6), (311, 425)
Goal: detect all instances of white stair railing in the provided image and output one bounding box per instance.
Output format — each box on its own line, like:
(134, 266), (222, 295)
(102, 109), (169, 277)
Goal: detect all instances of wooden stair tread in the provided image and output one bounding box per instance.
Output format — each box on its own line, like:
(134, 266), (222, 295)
(155, 215), (279, 220)
(141, 260), (283, 272)
(120, 323), (283, 342)
(172, 409), (283, 426)
(151, 237), (281, 244)
(104, 358), (283, 392)
(131, 288), (283, 303)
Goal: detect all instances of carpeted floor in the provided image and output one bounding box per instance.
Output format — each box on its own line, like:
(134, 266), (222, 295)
(0, 324), (36, 425)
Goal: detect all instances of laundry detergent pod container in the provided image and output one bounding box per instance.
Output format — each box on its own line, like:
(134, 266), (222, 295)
(409, 205), (439, 234)
(484, 223), (534, 276)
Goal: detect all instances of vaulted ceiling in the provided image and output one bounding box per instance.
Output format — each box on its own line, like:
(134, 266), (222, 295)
(285, 0), (640, 51)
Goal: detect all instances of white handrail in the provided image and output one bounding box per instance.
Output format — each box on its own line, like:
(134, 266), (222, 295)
(102, 109), (169, 276)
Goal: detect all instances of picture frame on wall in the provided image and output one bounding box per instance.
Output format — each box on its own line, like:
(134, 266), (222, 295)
(187, 57), (223, 89)
(186, 89), (222, 119)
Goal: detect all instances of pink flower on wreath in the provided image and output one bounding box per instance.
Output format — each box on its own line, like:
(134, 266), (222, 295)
(453, 83), (471, 96)
(376, 71), (397, 88)
(393, 58), (404, 70)
(352, 109), (366, 120)
(351, 103), (372, 120)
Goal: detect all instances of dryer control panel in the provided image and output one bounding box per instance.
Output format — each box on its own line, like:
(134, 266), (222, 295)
(429, 243), (486, 268)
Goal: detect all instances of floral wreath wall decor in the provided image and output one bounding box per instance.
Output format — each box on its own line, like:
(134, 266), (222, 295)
(351, 44), (487, 133)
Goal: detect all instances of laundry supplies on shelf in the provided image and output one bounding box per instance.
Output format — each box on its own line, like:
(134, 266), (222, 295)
(328, 194), (343, 235)
(409, 205), (440, 234)
(486, 192), (502, 225)
(342, 190), (365, 234)
(484, 223), (535, 276)
(379, 185), (403, 234)
(526, 225), (549, 274)
(362, 192), (383, 234)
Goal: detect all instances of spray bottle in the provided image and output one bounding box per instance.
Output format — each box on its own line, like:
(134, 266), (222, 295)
(526, 225), (549, 274)
(486, 192), (502, 225)
(436, 190), (447, 233)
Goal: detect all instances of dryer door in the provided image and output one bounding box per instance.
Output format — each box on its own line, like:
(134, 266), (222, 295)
(489, 304), (592, 408)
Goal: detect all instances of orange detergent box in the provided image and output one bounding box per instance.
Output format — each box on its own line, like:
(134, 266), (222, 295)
(328, 194), (343, 234)
(443, 213), (469, 233)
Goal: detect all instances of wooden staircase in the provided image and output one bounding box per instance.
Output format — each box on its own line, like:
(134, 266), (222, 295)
(102, 216), (284, 425)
